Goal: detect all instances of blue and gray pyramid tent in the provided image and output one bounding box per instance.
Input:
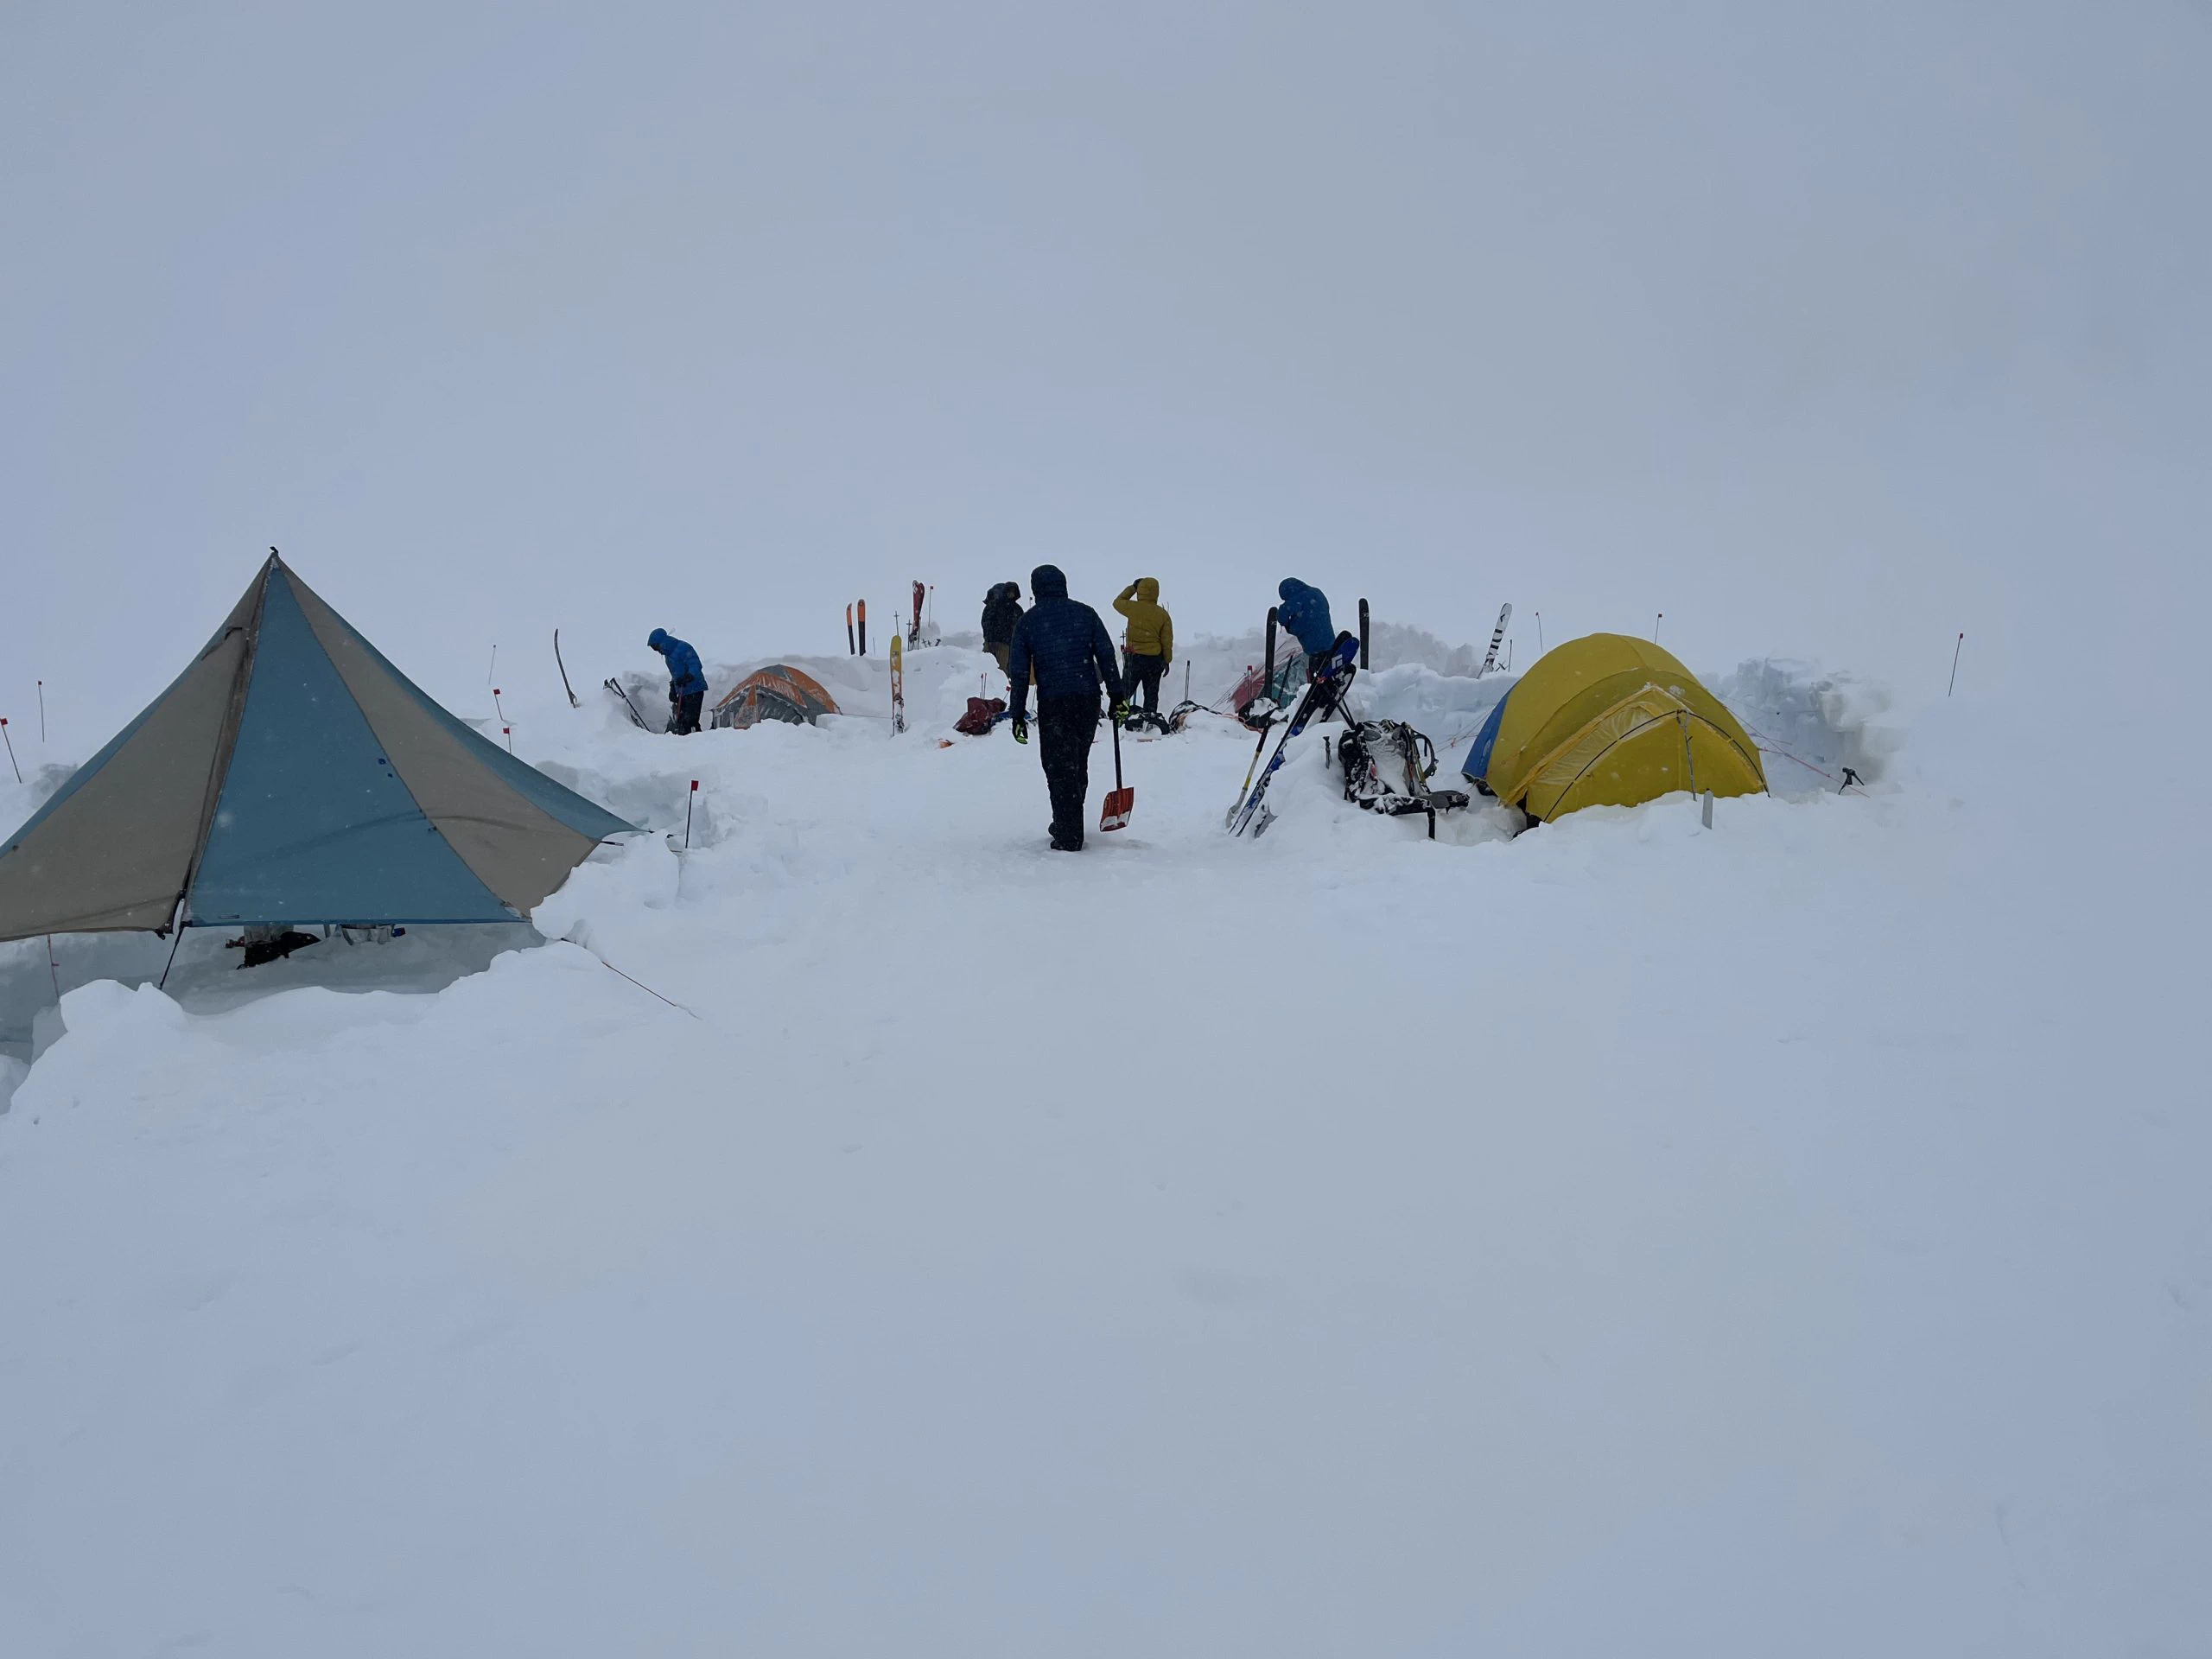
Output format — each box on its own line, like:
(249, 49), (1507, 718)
(0, 551), (636, 942)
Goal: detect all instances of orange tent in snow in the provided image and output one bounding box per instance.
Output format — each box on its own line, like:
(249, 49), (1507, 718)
(709, 665), (840, 731)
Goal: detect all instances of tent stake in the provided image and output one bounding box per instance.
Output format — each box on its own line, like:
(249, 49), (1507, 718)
(1535, 611), (1544, 655)
(1653, 612), (1663, 644)
(1948, 632), (1964, 696)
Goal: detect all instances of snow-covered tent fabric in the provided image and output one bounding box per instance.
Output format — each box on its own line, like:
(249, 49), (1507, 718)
(0, 552), (636, 941)
(1461, 633), (1766, 822)
(710, 664), (839, 731)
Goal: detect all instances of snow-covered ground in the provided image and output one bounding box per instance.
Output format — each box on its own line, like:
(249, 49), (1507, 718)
(1, 643), (2202, 1656)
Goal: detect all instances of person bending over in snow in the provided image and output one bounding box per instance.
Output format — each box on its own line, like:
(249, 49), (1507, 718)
(1113, 577), (1174, 715)
(1007, 564), (1127, 852)
(1275, 578), (1339, 666)
(648, 628), (707, 734)
(1275, 577), (1360, 716)
(980, 581), (1024, 676)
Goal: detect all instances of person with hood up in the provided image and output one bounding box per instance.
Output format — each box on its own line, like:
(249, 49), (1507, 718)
(1112, 577), (1174, 714)
(980, 581), (1024, 674)
(648, 628), (708, 734)
(1275, 578), (1338, 660)
(1006, 564), (1127, 851)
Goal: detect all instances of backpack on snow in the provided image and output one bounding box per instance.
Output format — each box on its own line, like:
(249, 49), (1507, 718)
(1338, 721), (1470, 818)
(955, 696), (1007, 736)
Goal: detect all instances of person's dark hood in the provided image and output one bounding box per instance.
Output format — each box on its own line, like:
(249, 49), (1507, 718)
(1279, 579), (1311, 604)
(1031, 564), (1069, 601)
(648, 627), (671, 652)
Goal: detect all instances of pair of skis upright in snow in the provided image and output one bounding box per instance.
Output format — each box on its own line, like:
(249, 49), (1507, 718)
(1226, 635), (1360, 839)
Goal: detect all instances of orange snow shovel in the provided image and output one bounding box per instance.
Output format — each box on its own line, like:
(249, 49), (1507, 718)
(1100, 711), (1135, 831)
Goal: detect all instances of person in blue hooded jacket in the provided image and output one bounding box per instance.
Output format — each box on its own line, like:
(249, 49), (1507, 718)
(1007, 564), (1127, 850)
(1276, 578), (1337, 659)
(648, 628), (708, 734)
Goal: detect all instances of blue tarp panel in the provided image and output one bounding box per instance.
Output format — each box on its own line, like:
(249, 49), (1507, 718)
(189, 573), (513, 925)
(322, 607), (633, 843)
(1460, 692), (1511, 784)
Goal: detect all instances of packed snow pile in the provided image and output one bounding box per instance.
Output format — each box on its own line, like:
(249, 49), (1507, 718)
(0, 639), (2203, 1658)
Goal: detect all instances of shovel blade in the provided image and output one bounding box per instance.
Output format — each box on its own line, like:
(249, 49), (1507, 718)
(1100, 785), (1135, 831)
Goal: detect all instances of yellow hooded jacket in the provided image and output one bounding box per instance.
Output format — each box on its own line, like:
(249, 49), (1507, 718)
(1114, 579), (1173, 663)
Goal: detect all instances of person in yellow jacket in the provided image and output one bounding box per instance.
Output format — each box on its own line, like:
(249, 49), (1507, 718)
(1113, 577), (1174, 715)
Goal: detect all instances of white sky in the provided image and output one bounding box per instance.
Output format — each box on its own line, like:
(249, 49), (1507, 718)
(4, 1), (2207, 742)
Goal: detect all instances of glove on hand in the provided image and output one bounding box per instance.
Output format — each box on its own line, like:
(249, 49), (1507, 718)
(1109, 699), (1131, 728)
(1012, 716), (1029, 745)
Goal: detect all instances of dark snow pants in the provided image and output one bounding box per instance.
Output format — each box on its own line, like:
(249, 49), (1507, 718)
(669, 690), (704, 734)
(1123, 652), (1166, 713)
(1036, 693), (1099, 849)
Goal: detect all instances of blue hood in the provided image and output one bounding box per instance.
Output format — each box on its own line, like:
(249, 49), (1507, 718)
(647, 628), (671, 652)
(1274, 578), (1336, 656)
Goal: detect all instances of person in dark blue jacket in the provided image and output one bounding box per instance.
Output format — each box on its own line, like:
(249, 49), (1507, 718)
(648, 628), (708, 734)
(980, 582), (1024, 675)
(1276, 578), (1337, 658)
(1007, 564), (1126, 850)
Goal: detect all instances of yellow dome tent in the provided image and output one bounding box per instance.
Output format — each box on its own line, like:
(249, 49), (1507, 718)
(1462, 633), (1766, 822)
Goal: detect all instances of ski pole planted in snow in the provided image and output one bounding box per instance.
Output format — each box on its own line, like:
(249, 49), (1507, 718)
(1653, 613), (1662, 645)
(487, 645), (498, 685)
(1535, 612), (1544, 655)
(36, 680), (45, 742)
(1948, 632), (1964, 696)
(685, 779), (696, 848)
(554, 632), (581, 708)
(1225, 717), (1272, 828)
(1, 717), (19, 782)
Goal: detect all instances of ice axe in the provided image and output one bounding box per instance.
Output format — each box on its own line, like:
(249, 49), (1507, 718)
(1100, 712), (1134, 832)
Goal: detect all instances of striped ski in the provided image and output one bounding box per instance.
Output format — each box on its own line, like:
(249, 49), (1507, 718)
(1475, 604), (1512, 678)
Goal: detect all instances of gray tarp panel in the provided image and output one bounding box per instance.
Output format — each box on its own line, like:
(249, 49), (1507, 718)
(0, 622), (249, 941)
(283, 569), (614, 917)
